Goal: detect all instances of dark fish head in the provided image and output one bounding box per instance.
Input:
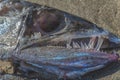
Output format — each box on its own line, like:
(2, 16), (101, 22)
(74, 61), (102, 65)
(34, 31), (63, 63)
(14, 2), (120, 79)
(0, 0), (119, 80)
(20, 3), (120, 51)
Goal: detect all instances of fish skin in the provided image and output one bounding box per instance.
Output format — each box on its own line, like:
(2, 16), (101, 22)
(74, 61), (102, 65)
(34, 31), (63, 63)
(10, 47), (119, 79)
(0, 0), (119, 80)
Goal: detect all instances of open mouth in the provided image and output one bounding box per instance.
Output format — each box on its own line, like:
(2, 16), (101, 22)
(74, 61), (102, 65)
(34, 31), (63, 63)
(0, 0), (120, 80)
(12, 7), (120, 80)
(19, 7), (120, 52)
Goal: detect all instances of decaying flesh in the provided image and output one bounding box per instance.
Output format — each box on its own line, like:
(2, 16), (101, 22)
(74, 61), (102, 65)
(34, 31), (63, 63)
(0, 0), (120, 80)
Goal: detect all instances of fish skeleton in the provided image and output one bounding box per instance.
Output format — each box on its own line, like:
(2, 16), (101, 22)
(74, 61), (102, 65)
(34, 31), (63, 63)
(0, 0), (119, 80)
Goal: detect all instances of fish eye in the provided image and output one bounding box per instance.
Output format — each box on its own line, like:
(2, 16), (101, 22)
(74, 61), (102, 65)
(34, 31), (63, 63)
(33, 10), (64, 33)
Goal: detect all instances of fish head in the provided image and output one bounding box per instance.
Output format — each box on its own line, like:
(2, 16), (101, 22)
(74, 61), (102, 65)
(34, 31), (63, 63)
(0, 0), (119, 80)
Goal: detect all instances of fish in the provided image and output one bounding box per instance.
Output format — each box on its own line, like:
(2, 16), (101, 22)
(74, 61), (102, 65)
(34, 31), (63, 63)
(0, 0), (119, 80)
(10, 47), (119, 80)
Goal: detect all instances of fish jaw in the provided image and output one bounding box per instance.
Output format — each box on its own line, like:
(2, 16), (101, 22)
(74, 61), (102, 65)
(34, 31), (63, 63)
(106, 53), (119, 62)
(10, 48), (119, 79)
(0, 0), (119, 80)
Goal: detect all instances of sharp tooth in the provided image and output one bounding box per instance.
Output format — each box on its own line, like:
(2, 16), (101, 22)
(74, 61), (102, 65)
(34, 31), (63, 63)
(67, 44), (72, 49)
(73, 41), (77, 48)
(66, 39), (72, 49)
(78, 41), (82, 49)
(88, 37), (97, 49)
(95, 36), (104, 51)
(77, 40), (80, 44)
(72, 41), (81, 48)
(80, 42), (85, 50)
(76, 42), (81, 48)
(84, 43), (88, 49)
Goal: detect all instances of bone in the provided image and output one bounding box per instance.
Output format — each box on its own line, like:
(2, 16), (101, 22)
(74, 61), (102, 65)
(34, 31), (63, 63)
(88, 37), (97, 49)
(0, 0), (119, 80)
(80, 42), (85, 50)
(66, 39), (72, 49)
(84, 43), (89, 49)
(95, 36), (104, 51)
(72, 41), (80, 48)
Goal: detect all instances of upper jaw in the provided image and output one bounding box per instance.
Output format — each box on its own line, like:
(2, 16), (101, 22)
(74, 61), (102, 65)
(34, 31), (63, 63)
(35, 34), (120, 51)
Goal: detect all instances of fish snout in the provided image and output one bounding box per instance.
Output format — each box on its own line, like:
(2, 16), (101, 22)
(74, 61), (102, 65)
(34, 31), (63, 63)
(108, 53), (119, 61)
